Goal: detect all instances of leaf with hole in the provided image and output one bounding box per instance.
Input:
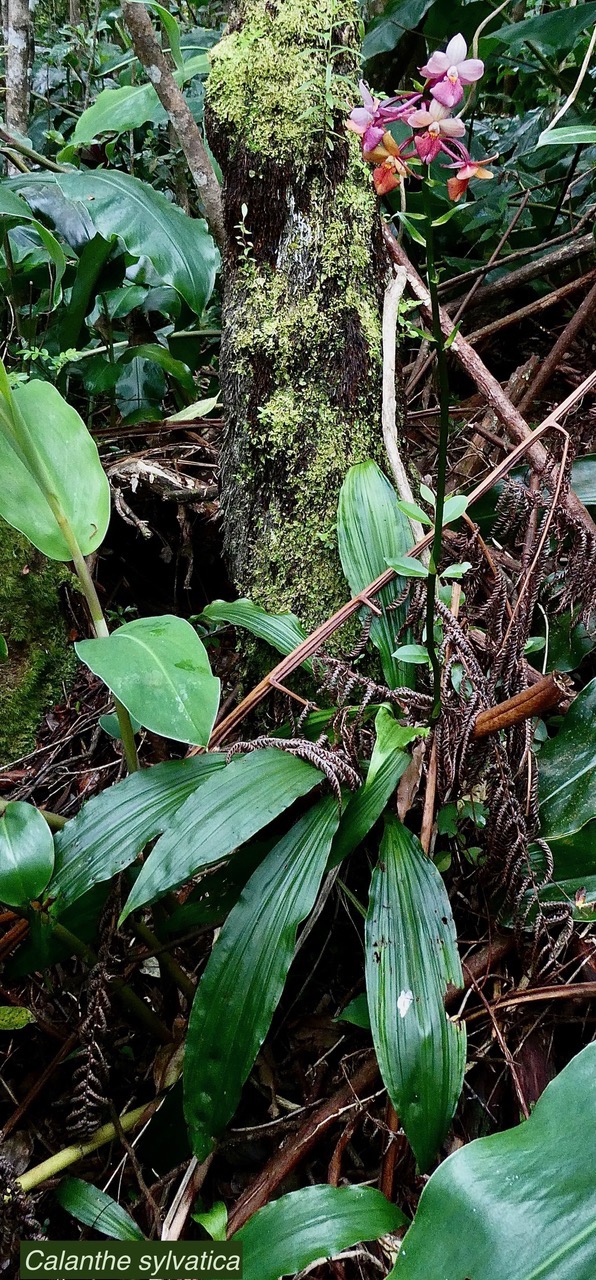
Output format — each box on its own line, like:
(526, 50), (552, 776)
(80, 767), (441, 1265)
(76, 615), (220, 747)
(366, 816), (466, 1172)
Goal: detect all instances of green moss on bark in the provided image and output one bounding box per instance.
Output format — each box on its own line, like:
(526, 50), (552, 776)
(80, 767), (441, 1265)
(207, 0), (394, 633)
(0, 519), (76, 764)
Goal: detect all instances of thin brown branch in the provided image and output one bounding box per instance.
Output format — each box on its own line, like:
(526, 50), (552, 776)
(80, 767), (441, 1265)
(202, 371), (596, 751)
(445, 231), (595, 313)
(383, 225), (596, 539)
(465, 269), (596, 346)
(121, 2), (225, 249)
(517, 275), (596, 415)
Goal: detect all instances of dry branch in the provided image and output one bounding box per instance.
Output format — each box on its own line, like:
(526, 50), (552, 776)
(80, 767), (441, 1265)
(382, 225), (596, 538)
(446, 232), (595, 314)
(121, 1), (225, 249)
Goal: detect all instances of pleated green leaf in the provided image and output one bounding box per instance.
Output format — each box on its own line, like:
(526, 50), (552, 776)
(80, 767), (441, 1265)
(337, 461), (414, 688)
(120, 750), (323, 921)
(56, 1178), (145, 1240)
(365, 816), (466, 1172)
(390, 1043), (596, 1279)
(0, 802), (55, 907)
(539, 678), (596, 840)
(50, 756), (225, 910)
(202, 597), (310, 670)
(234, 1184), (407, 1280)
(76, 615), (220, 747)
(184, 797), (340, 1158)
(329, 707), (420, 868)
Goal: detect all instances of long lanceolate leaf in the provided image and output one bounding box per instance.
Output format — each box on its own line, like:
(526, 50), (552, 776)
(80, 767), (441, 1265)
(391, 1043), (596, 1280)
(337, 461), (413, 689)
(184, 797), (340, 1159)
(50, 756), (226, 911)
(365, 817), (466, 1172)
(201, 598), (310, 670)
(329, 706), (420, 868)
(234, 1184), (407, 1280)
(119, 750), (323, 921)
(55, 1178), (144, 1241)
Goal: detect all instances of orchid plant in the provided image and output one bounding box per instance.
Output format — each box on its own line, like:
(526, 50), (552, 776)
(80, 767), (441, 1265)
(347, 32), (493, 201)
(347, 35), (496, 717)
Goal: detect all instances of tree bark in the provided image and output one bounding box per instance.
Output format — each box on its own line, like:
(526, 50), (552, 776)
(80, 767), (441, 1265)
(3, 0), (32, 144)
(205, 0), (391, 628)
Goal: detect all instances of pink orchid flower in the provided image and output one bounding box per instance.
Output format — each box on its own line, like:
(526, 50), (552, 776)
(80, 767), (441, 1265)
(407, 99), (466, 163)
(446, 151), (495, 201)
(420, 34), (484, 109)
(347, 80), (419, 154)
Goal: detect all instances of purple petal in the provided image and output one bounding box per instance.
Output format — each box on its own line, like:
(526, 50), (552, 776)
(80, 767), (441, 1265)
(445, 33), (467, 64)
(431, 78), (464, 108)
(408, 109), (432, 129)
(359, 80), (375, 111)
(457, 58), (484, 83)
(440, 118), (466, 138)
(363, 124), (385, 151)
(415, 133), (442, 163)
(349, 107), (373, 130)
(420, 51), (449, 78)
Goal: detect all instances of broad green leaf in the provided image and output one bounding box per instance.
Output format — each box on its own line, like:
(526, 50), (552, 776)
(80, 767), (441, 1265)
(234, 1184), (407, 1280)
(537, 126), (596, 150)
(489, 4), (596, 53)
(118, 343), (196, 398)
(390, 1043), (596, 1279)
(50, 756), (225, 910)
(76, 615), (220, 747)
(396, 499), (432, 526)
(329, 707), (419, 867)
(201, 597), (310, 669)
(99, 711), (142, 739)
(546, 820), (596, 881)
(570, 454), (596, 506)
(539, 678), (596, 840)
(0, 802), (55, 907)
(0, 186), (66, 307)
(0, 1005), (35, 1030)
(120, 750), (323, 920)
(166, 395), (220, 423)
(365, 816), (466, 1172)
(184, 797), (340, 1158)
(9, 170), (217, 316)
(70, 54), (209, 148)
(336, 992), (370, 1029)
(193, 1201), (228, 1240)
(0, 376), (110, 560)
(392, 644), (429, 664)
(386, 556), (428, 579)
(338, 461), (414, 688)
(55, 1178), (145, 1241)
(362, 0), (436, 59)
(442, 494), (468, 525)
(440, 561), (472, 580)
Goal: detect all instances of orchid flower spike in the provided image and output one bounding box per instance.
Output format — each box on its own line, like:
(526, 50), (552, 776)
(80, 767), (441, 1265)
(447, 154), (495, 201)
(407, 99), (466, 163)
(420, 34), (484, 109)
(347, 80), (419, 154)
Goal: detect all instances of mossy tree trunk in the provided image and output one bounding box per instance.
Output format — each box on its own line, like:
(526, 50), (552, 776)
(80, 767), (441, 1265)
(206, 0), (393, 629)
(0, 520), (76, 765)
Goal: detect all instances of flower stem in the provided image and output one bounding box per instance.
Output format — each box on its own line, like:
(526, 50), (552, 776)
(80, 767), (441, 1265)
(422, 181), (451, 723)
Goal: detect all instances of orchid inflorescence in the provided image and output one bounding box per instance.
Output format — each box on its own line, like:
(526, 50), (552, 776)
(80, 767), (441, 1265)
(347, 33), (495, 201)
